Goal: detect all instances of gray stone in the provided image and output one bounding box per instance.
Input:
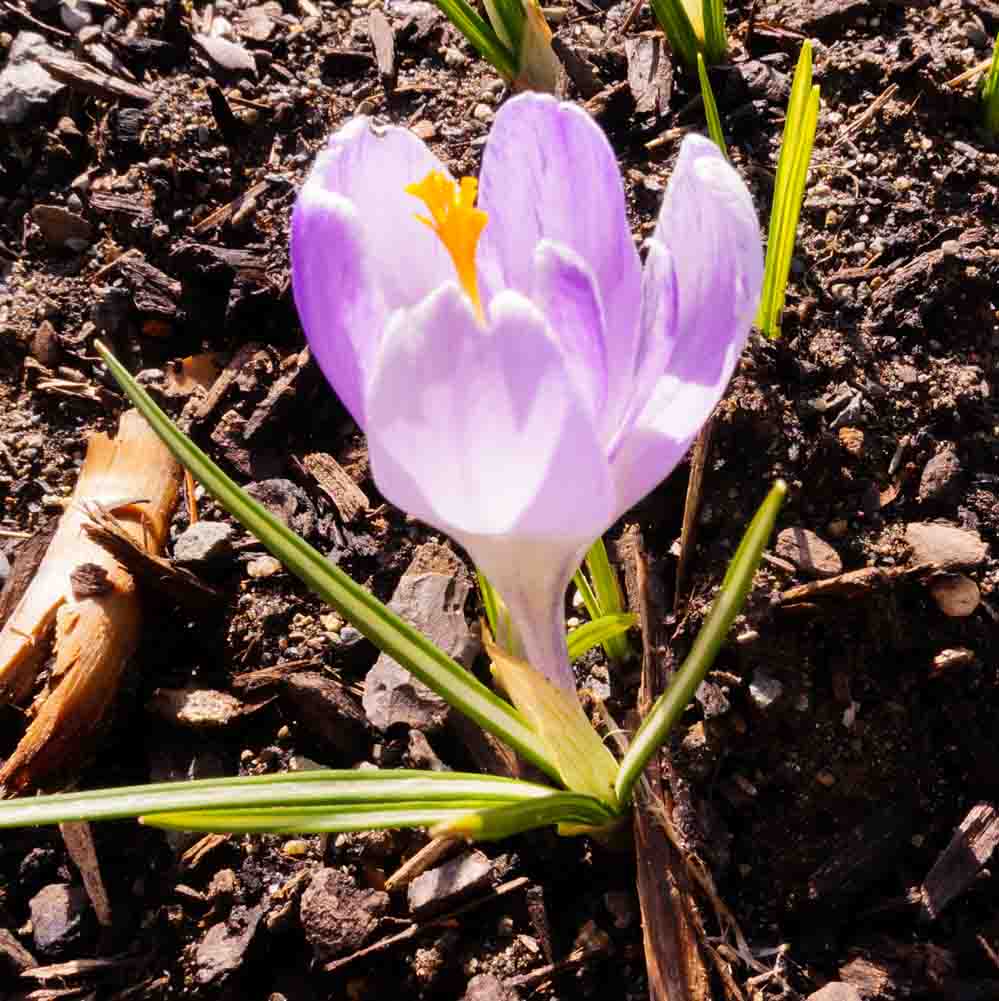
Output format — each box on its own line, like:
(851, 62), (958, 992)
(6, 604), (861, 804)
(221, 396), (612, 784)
(918, 447), (962, 504)
(407, 850), (492, 919)
(807, 984), (862, 1001)
(300, 867), (388, 961)
(173, 521), (235, 564)
(464, 973), (519, 1001)
(29, 204), (93, 251)
(245, 479), (316, 537)
(193, 33), (257, 74)
(364, 544), (479, 732)
(906, 522), (988, 570)
(29, 884), (90, 957)
(0, 33), (66, 125)
(776, 527), (843, 579)
(749, 670), (784, 711)
(194, 902), (266, 986)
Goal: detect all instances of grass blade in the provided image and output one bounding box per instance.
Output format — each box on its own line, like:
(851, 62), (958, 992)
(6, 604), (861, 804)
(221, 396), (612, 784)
(0, 769), (558, 828)
(435, 0), (517, 80)
(648, 0), (699, 69)
(94, 342), (561, 784)
(981, 34), (999, 136)
(756, 42), (820, 339)
(432, 791), (618, 841)
(697, 53), (727, 154)
(477, 571), (500, 638)
(701, 0), (726, 64)
(615, 481), (787, 805)
(577, 538), (632, 662)
(566, 613), (636, 661)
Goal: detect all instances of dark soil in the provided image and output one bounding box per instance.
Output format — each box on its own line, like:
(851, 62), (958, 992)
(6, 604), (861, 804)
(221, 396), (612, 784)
(1, 0), (998, 997)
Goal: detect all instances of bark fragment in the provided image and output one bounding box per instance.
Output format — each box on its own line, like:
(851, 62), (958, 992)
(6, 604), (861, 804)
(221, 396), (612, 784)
(0, 410), (180, 793)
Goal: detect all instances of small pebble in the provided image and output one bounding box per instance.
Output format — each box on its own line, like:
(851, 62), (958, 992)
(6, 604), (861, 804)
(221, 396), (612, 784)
(929, 574), (980, 618)
(247, 555), (282, 578)
(815, 770), (837, 787)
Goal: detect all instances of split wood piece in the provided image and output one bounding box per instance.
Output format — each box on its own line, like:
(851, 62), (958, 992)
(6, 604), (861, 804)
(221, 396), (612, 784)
(619, 526), (712, 1001)
(81, 503), (221, 610)
(60, 821), (113, 929)
(35, 53), (156, 104)
(367, 10), (396, 91)
(104, 253), (183, 323)
(191, 341), (270, 424)
(839, 941), (968, 1001)
(384, 836), (462, 892)
(300, 452), (369, 524)
(192, 179), (270, 234)
(229, 658), (323, 692)
(0, 410), (180, 793)
(243, 347), (315, 442)
(674, 418), (713, 613)
(88, 190), (154, 223)
(505, 929), (613, 991)
(919, 803), (999, 921)
(780, 563), (932, 607)
(323, 876), (529, 973)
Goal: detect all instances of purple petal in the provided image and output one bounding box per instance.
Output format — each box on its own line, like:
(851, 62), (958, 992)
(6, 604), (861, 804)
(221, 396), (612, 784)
(610, 134), (762, 514)
(291, 192), (378, 427)
(298, 116), (454, 314)
(653, 134), (763, 384)
(532, 240), (608, 419)
(477, 94), (642, 436)
(365, 285), (616, 690)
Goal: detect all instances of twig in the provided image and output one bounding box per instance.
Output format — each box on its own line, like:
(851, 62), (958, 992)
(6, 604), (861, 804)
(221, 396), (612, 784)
(674, 419), (714, 613)
(323, 877), (529, 973)
(618, 0), (645, 35)
(384, 836), (462, 891)
(946, 56), (994, 89)
(620, 527), (711, 1001)
(834, 83), (898, 148)
(0, 1), (71, 37)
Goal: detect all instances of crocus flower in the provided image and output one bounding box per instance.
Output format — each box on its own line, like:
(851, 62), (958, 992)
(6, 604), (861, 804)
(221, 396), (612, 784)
(291, 93), (762, 697)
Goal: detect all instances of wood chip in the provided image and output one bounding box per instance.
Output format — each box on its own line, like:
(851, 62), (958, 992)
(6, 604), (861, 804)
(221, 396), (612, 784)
(920, 804), (999, 920)
(301, 452), (369, 523)
(35, 53), (155, 104)
(624, 34), (672, 115)
(368, 11), (396, 89)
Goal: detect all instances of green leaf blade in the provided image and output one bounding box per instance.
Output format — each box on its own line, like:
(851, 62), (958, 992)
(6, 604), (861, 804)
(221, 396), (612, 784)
(435, 0), (517, 79)
(701, 0), (727, 64)
(697, 53), (727, 154)
(578, 538), (632, 662)
(756, 42), (819, 339)
(648, 0), (700, 69)
(980, 34), (999, 137)
(566, 613), (636, 661)
(0, 770), (561, 829)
